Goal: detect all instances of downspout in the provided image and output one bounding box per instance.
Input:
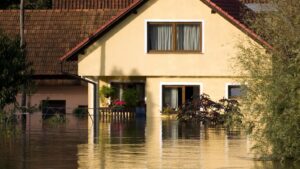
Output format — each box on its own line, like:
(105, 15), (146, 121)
(60, 63), (99, 143)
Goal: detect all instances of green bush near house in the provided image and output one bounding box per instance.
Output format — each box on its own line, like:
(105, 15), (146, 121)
(177, 94), (243, 129)
(0, 31), (32, 112)
(99, 85), (115, 98)
(123, 89), (138, 108)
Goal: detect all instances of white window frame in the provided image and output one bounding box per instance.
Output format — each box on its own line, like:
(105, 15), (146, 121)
(144, 19), (205, 54)
(159, 82), (203, 111)
(225, 82), (241, 99)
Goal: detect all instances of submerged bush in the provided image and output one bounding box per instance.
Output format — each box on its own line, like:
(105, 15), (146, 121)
(43, 113), (66, 126)
(0, 110), (18, 126)
(177, 94), (243, 129)
(73, 107), (88, 119)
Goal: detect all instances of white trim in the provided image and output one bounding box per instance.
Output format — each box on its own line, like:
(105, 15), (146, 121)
(159, 82), (203, 111)
(225, 82), (241, 99)
(109, 79), (146, 83)
(201, 21), (205, 53)
(144, 19), (205, 54)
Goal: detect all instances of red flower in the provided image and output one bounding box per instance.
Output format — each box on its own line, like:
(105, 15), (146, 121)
(114, 100), (126, 106)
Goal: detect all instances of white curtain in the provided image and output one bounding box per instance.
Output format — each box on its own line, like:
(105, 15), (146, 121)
(164, 88), (178, 109)
(176, 24), (200, 50)
(170, 88), (178, 109)
(149, 25), (173, 50)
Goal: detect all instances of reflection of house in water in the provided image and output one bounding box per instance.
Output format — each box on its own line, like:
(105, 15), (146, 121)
(60, 0), (270, 117)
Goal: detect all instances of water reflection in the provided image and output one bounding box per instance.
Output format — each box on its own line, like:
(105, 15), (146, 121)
(0, 112), (88, 169)
(0, 113), (299, 169)
(79, 117), (300, 169)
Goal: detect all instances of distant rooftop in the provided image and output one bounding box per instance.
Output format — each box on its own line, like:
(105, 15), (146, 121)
(245, 3), (276, 12)
(52, 0), (135, 9)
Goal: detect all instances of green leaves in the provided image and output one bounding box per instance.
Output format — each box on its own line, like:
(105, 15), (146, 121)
(236, 0), (300, 160)
(0, 31), (32, 110)
(0, 0), (52, 9)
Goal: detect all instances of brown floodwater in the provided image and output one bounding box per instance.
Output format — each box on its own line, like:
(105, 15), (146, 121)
(0, 113), (298, 169)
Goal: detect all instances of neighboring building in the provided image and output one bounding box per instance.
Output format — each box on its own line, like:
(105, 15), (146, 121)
(0, 0), (137, 114)
(60, 0), (270, 117)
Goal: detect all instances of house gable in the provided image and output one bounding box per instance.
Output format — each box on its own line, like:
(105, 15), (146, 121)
(77, 0), (263, 77)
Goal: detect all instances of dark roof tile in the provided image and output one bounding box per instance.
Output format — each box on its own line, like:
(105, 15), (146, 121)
(52, 0), (135, 9)
(0, 9), (123, 75)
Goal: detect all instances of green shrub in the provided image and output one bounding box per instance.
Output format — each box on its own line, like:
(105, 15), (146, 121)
(73, 107), (88, 118)
(123, 89), (138, 108)
(44, 113), (66, 126)
(177, 94), (242, 128)
(99, 85), (115, 98)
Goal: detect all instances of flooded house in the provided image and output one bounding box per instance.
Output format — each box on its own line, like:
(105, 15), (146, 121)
(0, 0), (270, 118)
(59, 0), (270, 117)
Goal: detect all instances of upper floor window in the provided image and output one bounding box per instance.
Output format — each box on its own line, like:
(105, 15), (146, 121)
(147, 22), (202, 53)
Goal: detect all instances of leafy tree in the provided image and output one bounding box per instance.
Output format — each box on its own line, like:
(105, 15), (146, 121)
(236, 0), (300, 160)
(0, 0), (52, 9)
(0, 31), (32, 111)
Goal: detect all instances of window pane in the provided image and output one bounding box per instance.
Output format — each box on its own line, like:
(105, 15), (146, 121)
(42, 100), (66, 115)
(228, 85), (241, 99)
(148, 24), (173, 51)
(163, 87), (179, 109)
(176, 24), (200, 51)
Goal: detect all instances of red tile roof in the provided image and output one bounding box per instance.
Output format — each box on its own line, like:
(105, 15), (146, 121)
(0, 4), (136, 75)
(52, 0), (135, 9)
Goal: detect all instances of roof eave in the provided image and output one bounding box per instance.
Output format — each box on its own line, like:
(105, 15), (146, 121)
(60, 0), (272, 62)
(60, 0), (147, 62)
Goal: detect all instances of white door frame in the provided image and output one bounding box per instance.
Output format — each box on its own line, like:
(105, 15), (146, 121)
(159, 82), (203, 111)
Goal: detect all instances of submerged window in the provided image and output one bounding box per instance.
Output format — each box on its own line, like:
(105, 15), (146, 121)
(41, 100), (66, 115)
(148, 22), (202, 52)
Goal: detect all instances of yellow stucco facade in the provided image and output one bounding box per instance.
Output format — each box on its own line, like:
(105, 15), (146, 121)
(77, 0), (256, 117)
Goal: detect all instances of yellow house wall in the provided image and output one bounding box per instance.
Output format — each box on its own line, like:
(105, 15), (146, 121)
(78, 0), (251, 77)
